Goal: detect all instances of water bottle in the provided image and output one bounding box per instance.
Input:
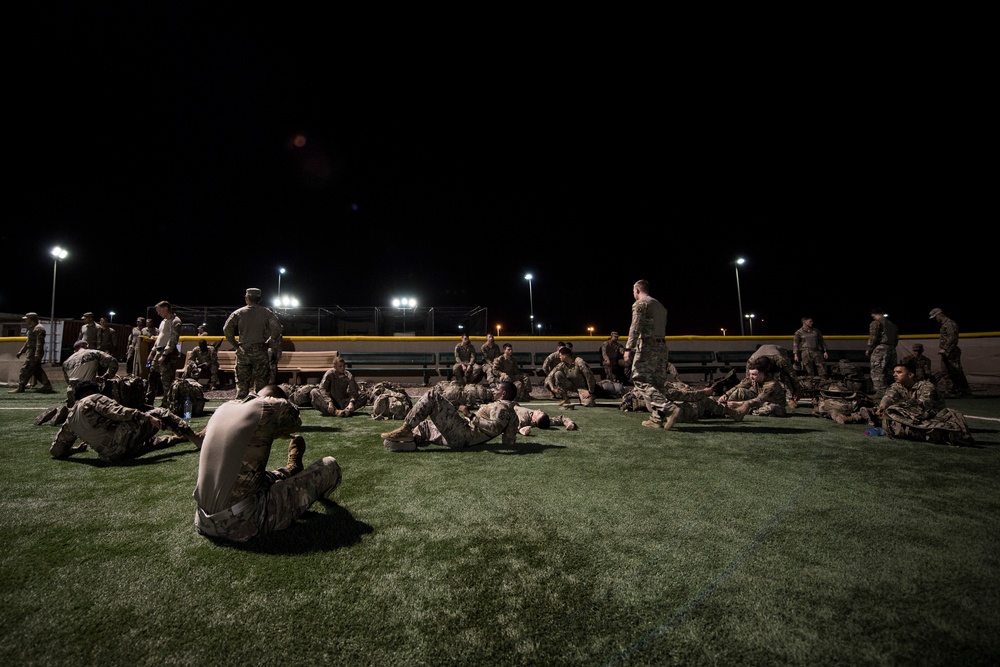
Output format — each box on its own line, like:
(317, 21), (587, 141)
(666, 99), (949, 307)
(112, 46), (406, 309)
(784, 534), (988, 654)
(183, 396), (193, 420)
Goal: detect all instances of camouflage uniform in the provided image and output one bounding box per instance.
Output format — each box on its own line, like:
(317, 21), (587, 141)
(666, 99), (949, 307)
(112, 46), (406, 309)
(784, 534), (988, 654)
(866, 316), (899, 395)
(368, 382), (413, 421)
(481, 339), (502, 384)
(811, 383), (875, 424)
(97, 321), (115, 354)
(546, 354), (598, 406)
(491, 350), (533, 401)
(62, 346), (119, 407)
(145, 313), (183, 407)
(600, 335), (627, 384)
(223, 300), (282, 399)
(435, 380), (494, 408)
(452, 338), (483, 385)
(876, 379), (973, 446)
(660, 395), (732, 424)
(899, 346), (933, 383)
(193, 394), (342, 542)
(936, 315), (971, 395)
(310, 364), (364, 416)
(13, 317), (53, 392)
(747, 345), (801, 401)
(721, 373), (789, 417)
(50, 393), (197, 462)
(397, 389), (518, 449)
(185, 343), (220, 388)
(792, 324), (828, 377)
(165, 378), (206, 417)
(626, 291), (670, 424)
(125, 318), (144, 376)
(78, 315), (100, 348)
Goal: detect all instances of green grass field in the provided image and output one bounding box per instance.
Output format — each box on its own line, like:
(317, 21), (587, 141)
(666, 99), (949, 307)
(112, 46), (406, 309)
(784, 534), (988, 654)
(2, 381), (998, 666)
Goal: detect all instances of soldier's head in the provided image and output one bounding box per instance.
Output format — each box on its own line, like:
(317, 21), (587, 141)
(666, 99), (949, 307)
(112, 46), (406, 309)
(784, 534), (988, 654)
(257, 384), (287, 400)
(460, 333), (470, 343)
(155, 301), (173, 316)
(912, 343), (924, 354)
(198, 339), (209, 351)
(245, 288), (262, 304)
(558, 346), (574, 361)
(801, 317), (814, 328)
(531, 409), (551, 429)
(486, 333), (494, 343)
(503, 343), (514, 356)
(495, 381), (517, 401)
(74, 340), (89, 351)
(633, 279), (650, 298)
(870, 308), (884, 320)
(609, 331), (619, 340)
(893, 360), (917, 389)
(136, 317), (145, 326)
(82, 312), (94, 322)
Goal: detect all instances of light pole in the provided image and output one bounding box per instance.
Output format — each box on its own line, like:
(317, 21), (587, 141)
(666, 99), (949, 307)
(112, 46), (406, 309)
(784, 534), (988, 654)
(735, 258), (746, 336)
(277, 267), (285, 299)
(524, 273), (534, 334)
(392, 297), (416, 333)
(588, 326), (594, 336)
(496, 323), (501, 337)
(49, 246), (68, 364)
(720, 328), (727, 336)
(109, 311), (115, 323)
(745, 313), (755, 336)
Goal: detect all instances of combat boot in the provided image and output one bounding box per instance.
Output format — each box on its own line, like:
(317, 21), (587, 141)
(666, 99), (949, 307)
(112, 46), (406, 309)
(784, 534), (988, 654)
(381, 423), (413, 440)
(8, 385), (26, 394)
(281, 435), (306, 476)
(38, 384), (56, 394)
(725, 402), (751, 422)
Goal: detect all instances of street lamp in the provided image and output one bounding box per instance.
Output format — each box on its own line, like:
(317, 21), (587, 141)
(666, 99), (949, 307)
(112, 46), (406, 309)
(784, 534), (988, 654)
(109, 311), (115, 323)
(277, 267), (285, 300)
(588, 326), (594, 336)
(745, 313), (755, 336)
(392, 297), (416, 332)
(720, 328), (727, 336)
(735, 258), (746, 336)
(524, 273), (534, 334)
(49, 246), (68, 364)
(496, 323), (501, 337)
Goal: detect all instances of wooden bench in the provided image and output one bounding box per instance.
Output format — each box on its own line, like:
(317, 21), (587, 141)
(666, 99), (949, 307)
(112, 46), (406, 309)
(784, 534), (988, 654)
(189, 349), (341, 386)
(668, 350), (721, 382)
(341, 351), (437, 386)
(714, 350), (755, 371)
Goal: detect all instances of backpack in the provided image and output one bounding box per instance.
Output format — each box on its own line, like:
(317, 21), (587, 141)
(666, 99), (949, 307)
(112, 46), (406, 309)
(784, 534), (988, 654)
(165, 378), (206, 417)
(367, 382), (413, 420)
(619, 387), (648, 412)
(102, 375), (147, 409)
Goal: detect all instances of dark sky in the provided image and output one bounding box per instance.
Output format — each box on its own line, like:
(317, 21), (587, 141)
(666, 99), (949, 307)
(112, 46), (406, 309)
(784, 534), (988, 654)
(4, 7), (994, 338)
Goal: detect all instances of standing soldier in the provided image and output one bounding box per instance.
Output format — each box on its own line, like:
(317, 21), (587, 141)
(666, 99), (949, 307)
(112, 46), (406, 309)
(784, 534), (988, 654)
(126, 316), (145, 376)
(97, 316), (115, 355)
(11, 312), (55, 394)
(929, 307), (972, 397)
(144, 301), (183, 407)
(224, 287), (282, 399)
(623, 279), (670, 429)
(865, 308), (899, 398)
(78, 312), (100, 348)
(792, 317), (828, 378)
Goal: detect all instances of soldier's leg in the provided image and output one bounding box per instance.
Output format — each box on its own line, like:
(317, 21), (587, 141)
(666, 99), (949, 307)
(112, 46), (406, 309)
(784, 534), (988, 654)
(262, 456), (342, 534)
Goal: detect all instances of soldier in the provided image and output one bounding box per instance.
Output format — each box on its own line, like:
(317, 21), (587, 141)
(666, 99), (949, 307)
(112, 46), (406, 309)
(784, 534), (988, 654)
(929, 308), (972, 397)
(600, 331), (628, 384)
(717, 356), (788, 418)
(144, 300), (183, 407)
(873, 359), (974, 446)
(540, 341), (571, 398)
(451, 333), (483, 385)
(193, 384), (342, 542)
(97, 316), (115, 355)
(50, 381), (203, 462)
(184, 338), (221, 389)
(623, 279), (671, 427)
(309, 355), (364, 417)
(792, 317), (828, 378)
(866, 308), (899, 398)
(748, 344), (801, 409)
(10, 312), (55, 394)
(381, 381), (519, 451)
(490, 343), (533, 401)
(223, 287), (282, 399)
(78, 312), (100, 348)
(140, 318), (157, 338)
(545, 346), (598, 407)
(125, 316), (145, 376)
(899, 343), (933, 383)
(480, 333), (502, 384)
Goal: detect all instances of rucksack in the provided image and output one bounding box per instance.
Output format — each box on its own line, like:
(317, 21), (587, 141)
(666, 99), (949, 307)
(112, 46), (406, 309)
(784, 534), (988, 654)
(165, 378), (206, 417)
(367, 382), (413, 420)
(102, 375), (147, 409)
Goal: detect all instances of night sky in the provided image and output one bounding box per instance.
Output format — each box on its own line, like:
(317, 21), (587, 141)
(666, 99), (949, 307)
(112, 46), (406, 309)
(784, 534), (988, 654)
(4, 7), (993, 338)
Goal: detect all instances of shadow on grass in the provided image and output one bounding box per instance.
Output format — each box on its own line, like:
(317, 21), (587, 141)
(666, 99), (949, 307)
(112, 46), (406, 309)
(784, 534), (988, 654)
(296, 423), (342, 433)
(207, 500), (374, 554)
(58, 447), (201, 466)
(673, 425), (823, 435)
(408, 441), (567, 455)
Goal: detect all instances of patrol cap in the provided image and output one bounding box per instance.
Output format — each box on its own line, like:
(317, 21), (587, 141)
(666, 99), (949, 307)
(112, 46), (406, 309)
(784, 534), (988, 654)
(23, 312), (38, 320)
(928, 308), (942, 319)
(137, 317), (145, 324)
(245, 288), (262, 298)
(82, 311), (94, 319)
(912, 343), (924, 351)
(610, 331), (620, 337)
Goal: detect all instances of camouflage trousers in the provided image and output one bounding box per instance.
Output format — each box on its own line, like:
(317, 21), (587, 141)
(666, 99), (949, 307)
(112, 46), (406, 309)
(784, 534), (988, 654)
(194, 456), (342, 542)
(546, 370), (594, 406)
(799, 349), (827, 377)
(94, 407), (194, 462)
(882, 406), (974, 446)
(235, 344), (271, 399)
(940, 349), (971, 394)
(662, 396), (728, 423)
(630, 341), (670, 419)
(18, 357), (51, 389)
(725, 387), (786, 417)
(869, 345), (897, 395)
(404, 391), (479, 448)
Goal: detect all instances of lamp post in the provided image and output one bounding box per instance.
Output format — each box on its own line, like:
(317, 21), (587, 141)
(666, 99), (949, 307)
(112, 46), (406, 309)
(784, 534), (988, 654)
(588, 326), (594, 336)
(745, 313), (755, 336)
(49, 246), (68, 364)
(720, 328), (727, 336)
(496, 323), (501, 337)
(524, 273), (534, 335)
(735, 258), (746, 336)
(109, 311), (115, 323)
(277, 267), (285, 300)
(392, 297), (416, 333)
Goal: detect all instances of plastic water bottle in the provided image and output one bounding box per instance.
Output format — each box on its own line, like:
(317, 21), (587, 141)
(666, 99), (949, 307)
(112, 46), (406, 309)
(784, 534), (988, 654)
(183, 397), (193, 420)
